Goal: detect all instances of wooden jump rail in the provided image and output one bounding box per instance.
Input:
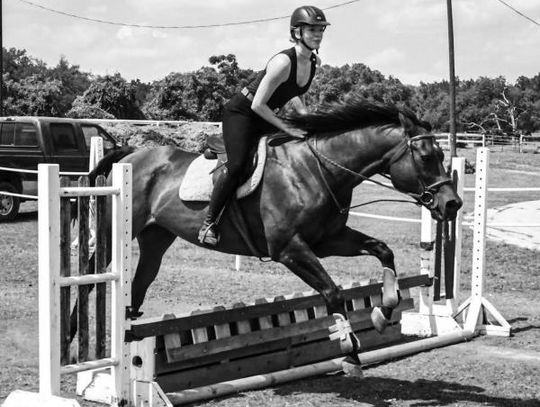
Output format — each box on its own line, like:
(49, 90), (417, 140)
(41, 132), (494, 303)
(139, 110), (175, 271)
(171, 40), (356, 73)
(126, 275), (428, 395)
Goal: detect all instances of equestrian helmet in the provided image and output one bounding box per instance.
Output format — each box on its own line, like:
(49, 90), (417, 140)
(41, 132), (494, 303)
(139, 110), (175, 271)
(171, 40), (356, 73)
(290, 6), (330, 29)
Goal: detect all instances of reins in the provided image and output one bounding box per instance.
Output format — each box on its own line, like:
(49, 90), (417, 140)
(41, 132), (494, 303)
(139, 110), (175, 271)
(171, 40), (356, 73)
(305, 133), (452, 215)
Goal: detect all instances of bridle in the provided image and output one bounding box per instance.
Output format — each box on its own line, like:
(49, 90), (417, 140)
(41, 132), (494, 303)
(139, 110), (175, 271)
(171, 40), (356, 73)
(306, 133), (454, 214)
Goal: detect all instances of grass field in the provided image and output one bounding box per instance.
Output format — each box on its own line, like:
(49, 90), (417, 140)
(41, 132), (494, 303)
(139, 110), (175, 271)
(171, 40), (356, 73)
(1, 146), (539, 406)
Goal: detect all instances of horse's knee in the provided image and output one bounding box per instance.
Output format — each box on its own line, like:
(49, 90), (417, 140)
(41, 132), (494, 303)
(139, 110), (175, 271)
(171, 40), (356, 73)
(322, 287), (345, 314)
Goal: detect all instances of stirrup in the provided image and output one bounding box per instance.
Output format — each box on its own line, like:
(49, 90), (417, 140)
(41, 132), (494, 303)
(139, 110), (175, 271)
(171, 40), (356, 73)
(198, 222), (219, 246)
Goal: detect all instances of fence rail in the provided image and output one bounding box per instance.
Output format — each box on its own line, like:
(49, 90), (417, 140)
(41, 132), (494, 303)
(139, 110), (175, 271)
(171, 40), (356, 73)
(435, 132), (539, 152)
(519, 134), (540, 153)
(435, 133), (486, 147)
(83, 118), (220, 128)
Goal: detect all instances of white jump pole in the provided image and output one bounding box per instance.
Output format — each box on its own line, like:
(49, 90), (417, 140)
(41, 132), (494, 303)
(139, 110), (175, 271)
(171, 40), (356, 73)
(459, 148), (511, 336)
(165, 329), (475, 406)
(38, 164), (63, 397)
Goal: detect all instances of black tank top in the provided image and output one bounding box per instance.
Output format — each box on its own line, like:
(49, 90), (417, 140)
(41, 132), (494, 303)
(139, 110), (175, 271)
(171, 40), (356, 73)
(245, 47), (317, 110)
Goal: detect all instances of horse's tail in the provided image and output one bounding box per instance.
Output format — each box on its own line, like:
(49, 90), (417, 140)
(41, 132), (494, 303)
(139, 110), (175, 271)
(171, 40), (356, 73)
(71, 146), (136, 221)
(88, 145), (136, 186)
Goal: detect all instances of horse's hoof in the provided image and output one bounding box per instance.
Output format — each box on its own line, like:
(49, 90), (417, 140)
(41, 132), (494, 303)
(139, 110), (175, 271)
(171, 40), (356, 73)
(342, 357), (363, 378)
(329, 314), (355, 354)
(382, 267), (399, 308)
(371, 307), (389, 333)
(339, 334), (354, 354)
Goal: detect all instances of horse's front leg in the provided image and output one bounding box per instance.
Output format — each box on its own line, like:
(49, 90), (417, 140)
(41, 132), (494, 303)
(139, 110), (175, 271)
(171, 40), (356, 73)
(276, 234), (363, 376)
(313, 226), (400, 333)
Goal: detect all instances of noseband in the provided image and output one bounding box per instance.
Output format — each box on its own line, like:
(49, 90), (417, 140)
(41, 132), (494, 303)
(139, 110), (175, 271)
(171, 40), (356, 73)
(306, 133), (453, 213)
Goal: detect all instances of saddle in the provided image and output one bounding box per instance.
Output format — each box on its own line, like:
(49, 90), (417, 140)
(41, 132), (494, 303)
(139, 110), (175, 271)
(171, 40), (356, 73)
(179, 135), (268, 202)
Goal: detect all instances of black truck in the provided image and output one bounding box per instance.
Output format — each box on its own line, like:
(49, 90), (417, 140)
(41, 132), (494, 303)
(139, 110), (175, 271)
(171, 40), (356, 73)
(0, 116), (120, 220)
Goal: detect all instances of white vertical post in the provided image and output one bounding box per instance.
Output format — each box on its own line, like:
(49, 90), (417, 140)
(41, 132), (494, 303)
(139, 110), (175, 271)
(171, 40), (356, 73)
(450, 157), (465, 309)
(235, 255), (242, 271)
(89, 137), (104, 170)
(110, 163), (133, 406)
(465, 148), (488, 332)
(38, 164), (62, 396)
(89, 137), (104, 246)
(418, 207), (433, 314)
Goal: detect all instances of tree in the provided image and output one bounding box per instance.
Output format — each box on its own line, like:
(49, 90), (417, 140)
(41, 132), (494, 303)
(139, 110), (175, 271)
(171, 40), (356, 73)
(3, 75), (62, 116)
(410, 81), (451, 130)
(75, 73), (145, 119)
(2, 47), (47, 81)
(47, 56), (91, 116)
(143, 55), (254, 121)
(144, 72), (204, 120)
(515, 74), (540, 132)
(305, 64), (412, 112)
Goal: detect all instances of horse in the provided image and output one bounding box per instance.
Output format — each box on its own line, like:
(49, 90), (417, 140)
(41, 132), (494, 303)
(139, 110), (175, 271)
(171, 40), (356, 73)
(72, 98), (462, 373)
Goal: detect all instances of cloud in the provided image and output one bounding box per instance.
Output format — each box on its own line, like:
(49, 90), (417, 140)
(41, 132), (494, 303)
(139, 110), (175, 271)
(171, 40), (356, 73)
(117, 26), (134, 40)
(365, 48), (406, 67)
(152, 30), (168, 39)
(372, 0), (446, 31)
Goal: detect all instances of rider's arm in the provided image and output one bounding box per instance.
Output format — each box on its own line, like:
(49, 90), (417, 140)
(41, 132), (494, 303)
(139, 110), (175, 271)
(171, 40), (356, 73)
(251, 55), (306, 138)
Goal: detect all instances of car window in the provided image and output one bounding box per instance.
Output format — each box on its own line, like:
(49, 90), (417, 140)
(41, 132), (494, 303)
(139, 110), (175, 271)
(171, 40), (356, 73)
(81, 124), (116, 150)
(14, 123), (38, 146)
(51, 123), (78, 152)
(0, 123), (15, 145)
(81, 125), (100, 148)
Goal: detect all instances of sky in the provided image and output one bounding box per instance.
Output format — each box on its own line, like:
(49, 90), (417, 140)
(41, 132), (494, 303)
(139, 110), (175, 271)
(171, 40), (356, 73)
(4, 0), (540, 85)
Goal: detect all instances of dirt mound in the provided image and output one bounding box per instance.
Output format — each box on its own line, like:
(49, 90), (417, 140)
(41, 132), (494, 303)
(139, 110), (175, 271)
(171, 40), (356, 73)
(102, 122), (222, 153)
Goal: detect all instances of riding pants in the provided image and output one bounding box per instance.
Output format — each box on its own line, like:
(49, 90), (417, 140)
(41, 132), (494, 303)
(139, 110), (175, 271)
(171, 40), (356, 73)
(204, 93), (276, 224)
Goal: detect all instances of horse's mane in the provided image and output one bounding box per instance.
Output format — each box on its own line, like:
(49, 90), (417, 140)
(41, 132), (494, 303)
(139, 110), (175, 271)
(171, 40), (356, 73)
(285, 97), (431, 135)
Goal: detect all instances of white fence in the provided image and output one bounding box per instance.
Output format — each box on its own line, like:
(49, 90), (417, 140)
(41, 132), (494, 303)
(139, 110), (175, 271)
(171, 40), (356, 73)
(435, 132), (539, 152)
(435, 133), (486, 148)
(519, 134), (540, 153)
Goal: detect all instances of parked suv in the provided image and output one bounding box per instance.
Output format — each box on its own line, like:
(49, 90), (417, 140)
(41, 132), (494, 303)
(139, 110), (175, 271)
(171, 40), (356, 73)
(0, 116), (120, 220)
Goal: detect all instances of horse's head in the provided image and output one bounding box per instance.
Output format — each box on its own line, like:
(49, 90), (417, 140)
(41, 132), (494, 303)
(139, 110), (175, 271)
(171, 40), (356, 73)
(387, 112), (462, 221)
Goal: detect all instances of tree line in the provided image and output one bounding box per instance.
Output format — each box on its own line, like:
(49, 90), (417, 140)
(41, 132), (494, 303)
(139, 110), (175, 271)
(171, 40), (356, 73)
(2, 47), (539, 135)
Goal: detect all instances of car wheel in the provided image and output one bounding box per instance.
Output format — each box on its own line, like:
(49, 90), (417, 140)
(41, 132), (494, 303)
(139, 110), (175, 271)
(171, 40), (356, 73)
(0, 181), (20, 221)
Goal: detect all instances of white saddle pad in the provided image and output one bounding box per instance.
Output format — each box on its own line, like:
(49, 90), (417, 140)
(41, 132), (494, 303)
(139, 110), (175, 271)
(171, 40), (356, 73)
(179, 136), (267, 201)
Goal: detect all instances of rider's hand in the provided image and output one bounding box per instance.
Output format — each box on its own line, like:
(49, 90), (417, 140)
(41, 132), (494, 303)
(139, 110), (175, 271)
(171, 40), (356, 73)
(284, 126), (307, 139)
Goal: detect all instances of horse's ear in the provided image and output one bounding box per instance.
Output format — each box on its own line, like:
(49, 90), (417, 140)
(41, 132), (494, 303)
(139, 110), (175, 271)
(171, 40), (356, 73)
(398, 112), (416, 136)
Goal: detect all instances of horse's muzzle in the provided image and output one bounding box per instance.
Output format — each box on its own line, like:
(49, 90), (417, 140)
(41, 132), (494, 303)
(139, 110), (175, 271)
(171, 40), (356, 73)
(443, 197), (463, 221)
(428, 186), (462, 221)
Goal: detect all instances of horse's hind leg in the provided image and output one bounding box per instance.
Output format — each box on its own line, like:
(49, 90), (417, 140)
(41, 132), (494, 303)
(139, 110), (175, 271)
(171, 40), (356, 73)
(313, 226), (400, 333)
(130, 224), (176, 317)
(276, 234), (362, 375)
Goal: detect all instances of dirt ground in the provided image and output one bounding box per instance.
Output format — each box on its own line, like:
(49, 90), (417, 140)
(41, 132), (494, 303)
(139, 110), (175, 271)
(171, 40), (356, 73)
(1, 146), (539, 406)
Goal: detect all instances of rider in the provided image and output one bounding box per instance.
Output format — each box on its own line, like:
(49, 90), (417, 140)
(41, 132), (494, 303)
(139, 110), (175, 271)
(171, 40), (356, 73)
(198, 5), (330, 246)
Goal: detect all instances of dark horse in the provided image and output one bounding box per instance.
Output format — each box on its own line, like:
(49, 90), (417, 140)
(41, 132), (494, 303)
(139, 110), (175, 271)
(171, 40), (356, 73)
(74, 99), (462, 372)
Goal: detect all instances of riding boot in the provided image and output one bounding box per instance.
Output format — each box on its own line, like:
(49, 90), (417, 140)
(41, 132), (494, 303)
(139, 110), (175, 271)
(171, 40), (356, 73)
(198, 167), (237, 246)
